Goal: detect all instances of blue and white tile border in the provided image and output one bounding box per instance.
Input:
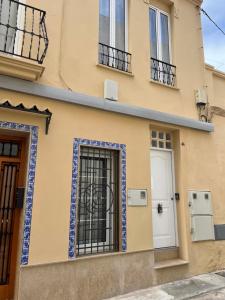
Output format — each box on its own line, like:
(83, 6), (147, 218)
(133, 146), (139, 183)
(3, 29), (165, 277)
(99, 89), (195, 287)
(0, 121), (38, 265)
(68, 138), (127, 259)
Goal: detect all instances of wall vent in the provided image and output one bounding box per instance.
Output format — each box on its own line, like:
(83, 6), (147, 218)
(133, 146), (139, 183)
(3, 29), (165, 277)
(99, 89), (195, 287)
(104, 80), (118, 101)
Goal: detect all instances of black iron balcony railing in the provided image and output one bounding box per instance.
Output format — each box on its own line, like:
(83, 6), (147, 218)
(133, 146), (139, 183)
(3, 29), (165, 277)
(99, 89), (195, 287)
(99, 43), (131, 73)
(151, 57), (176, 87)
(0, 0), (48, 64)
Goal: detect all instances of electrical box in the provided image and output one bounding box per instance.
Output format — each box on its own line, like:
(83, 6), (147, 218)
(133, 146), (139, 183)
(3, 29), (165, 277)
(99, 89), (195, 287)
(195, 88), (208, 105)
(128, 189), (147, 206)
(191, 215), (215, 241)
(188, 191), (215, 242)
(104, 80), (118, 101)
(188, 191), (213, 215)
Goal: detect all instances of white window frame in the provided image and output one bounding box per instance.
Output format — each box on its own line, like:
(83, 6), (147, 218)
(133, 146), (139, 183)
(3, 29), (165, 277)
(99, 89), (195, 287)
(100, 0), (128, 52)
(149, 6), (172, 64)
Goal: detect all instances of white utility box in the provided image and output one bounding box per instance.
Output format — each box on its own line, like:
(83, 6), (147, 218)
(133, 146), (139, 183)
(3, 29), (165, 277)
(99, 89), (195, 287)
(128, 189), (147, 206)
(195, 88), (208, 105)
(188, 191), (213, 215)
(188, 191), (215, 242)
(104, 80), (118, 101)
(191, 215), (215, 241)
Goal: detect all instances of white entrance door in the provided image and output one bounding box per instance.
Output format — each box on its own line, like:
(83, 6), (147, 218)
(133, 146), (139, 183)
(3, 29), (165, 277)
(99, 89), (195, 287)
(151, 149), (177, 248)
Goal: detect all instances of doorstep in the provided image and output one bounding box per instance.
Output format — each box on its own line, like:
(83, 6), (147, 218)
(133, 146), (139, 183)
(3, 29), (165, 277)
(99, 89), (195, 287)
(154, 258), (189, 270)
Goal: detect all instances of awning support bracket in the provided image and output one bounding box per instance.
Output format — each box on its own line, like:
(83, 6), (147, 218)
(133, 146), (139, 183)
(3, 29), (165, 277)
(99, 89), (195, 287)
(0, 100), (52, 134)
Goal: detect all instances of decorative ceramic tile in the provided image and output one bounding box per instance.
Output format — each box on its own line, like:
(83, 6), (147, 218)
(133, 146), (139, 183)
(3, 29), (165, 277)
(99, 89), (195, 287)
(68, 138), (127, 259)
(0, 121), (38, 265)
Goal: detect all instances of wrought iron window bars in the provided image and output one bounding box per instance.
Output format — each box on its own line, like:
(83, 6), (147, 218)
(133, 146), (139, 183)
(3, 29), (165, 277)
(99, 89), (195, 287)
(0, 0), (48, 64)
(151, 57), (176, 87)
(99, 43), (131, 73)
(0, 101), (52, 134)
(77, 146), (119, 256)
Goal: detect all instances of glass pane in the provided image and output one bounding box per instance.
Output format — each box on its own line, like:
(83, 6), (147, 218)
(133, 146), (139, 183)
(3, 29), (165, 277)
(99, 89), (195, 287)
(159, 132), (164, 139)
(152, 131), (157, 138)
(11, 144), (19, 156)
(150, 9), (157, 59)
(151, 140), (157, 148)
(0, 0), (18, 52)
(99, 0), (110, 45)
(115, 0), (125, 51)
(0, 143), (3, 155)
(166, 142), (172, 149)
(159, 141), (164, 148)
(78, 221), (90, 245)
(92, 220), (106, 243)
(166, 133), (171, 141)
(160, 13), (170, 63)
(3, 143), (10, 156)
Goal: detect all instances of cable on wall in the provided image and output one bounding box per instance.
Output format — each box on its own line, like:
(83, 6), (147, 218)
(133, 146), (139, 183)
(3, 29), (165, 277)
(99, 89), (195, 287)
(199, 6), (225, 36)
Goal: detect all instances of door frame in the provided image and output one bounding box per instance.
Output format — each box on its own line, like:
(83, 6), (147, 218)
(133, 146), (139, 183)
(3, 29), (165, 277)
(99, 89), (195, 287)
(150, 146), (179, 248)
(0, 135), (28, 299)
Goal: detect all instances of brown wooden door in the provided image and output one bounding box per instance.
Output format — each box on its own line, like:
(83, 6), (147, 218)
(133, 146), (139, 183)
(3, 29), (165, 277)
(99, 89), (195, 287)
(0, 137), (27, 300)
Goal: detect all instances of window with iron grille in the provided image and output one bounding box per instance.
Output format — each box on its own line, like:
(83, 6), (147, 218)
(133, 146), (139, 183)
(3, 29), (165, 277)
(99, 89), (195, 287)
(76, 146), (119, 256)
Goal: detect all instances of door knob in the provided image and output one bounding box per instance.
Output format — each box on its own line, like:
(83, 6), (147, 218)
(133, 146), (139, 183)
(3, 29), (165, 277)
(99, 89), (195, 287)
(157, 203), (163, 214)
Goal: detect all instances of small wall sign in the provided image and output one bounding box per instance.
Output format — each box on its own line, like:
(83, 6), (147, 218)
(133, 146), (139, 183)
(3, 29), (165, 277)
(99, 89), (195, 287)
(128, 189), (148, 206)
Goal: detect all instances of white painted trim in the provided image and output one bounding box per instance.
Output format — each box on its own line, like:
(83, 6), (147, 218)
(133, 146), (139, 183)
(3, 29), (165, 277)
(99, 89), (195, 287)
(14, 0), (26, 56)
(150, 147), (172, 152)
(110, 0), (115, 47)
(125, 0), (128, 52)
(149, 5), (172, 64)
(150, 147), (179, 248)
(107, 0), (128, 51)
(171, 150), (179, 247)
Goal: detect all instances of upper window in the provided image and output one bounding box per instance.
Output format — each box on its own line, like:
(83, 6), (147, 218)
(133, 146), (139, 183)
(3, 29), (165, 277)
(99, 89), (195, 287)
(149, 7), (176, 86)
(150, 7), (171, 64)
(99, 0), (131, 73)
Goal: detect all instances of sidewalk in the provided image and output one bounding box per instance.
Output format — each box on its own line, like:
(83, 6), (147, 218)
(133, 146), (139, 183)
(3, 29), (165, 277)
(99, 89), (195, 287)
(106, 272), (225, 300)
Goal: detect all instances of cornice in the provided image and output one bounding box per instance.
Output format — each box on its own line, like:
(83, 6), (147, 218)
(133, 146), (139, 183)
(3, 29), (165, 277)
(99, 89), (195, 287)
(187, 0), (203, 7)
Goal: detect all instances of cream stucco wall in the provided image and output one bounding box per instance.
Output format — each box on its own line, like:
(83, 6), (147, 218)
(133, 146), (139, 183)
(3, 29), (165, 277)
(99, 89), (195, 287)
(2, 0), (225, 298)
(24, 0), (206, 118)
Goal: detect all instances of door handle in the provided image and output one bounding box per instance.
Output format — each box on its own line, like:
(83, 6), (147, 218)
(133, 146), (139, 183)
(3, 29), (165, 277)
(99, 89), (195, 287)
(157, 203), (163, 214)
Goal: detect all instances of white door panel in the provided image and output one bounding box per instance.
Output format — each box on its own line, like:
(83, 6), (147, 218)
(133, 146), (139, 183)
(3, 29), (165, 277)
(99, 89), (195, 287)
(151, 149), (177, 248)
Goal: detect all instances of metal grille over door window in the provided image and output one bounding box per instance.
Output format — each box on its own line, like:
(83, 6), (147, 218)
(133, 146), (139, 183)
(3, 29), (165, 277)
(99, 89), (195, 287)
(0, 163), (18, 285)
(77, 146), (119, 256)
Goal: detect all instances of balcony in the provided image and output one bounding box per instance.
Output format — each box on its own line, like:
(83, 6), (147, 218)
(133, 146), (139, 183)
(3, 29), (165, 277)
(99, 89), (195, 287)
(0, 0), (48, 80)
(99, 43), (131, 73)
(151, 57), (176, 87)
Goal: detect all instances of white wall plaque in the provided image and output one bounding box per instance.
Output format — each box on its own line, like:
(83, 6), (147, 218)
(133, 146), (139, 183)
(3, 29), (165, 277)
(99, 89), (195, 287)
(128, 189), (148, 206)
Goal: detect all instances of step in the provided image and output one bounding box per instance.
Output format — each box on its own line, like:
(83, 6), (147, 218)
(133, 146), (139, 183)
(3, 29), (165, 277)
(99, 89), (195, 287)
(154, 247), (179, 263)
(154, 258), (189, 269)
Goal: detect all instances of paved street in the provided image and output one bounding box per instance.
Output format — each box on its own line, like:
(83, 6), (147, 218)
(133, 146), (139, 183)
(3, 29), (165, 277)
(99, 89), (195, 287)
(192, 288), (225, 299)
(107, 272), (225, 300)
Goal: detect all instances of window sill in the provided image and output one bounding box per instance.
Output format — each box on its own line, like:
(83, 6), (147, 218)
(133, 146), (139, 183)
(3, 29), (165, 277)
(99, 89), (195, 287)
(0, 54), (44, 81)
(150, 79), (180, 91)
(96, 63), (134, 77)
(74, 248), (153, 262)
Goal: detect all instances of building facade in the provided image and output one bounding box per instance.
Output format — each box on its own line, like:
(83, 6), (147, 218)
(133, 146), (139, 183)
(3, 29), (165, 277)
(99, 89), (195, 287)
(0, 0), (225, 299)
